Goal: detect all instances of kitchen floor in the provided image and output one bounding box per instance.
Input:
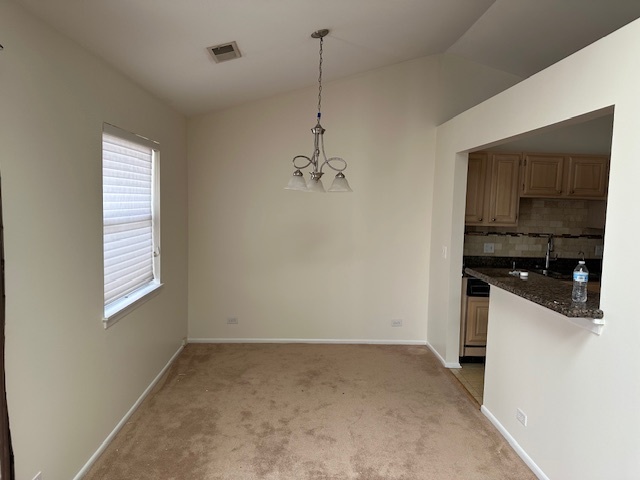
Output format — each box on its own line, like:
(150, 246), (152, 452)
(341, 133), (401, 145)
(451, 363), (485, 406)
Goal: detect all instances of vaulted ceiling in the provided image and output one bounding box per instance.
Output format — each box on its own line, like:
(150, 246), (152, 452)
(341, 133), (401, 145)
(13, 0), (640, 116)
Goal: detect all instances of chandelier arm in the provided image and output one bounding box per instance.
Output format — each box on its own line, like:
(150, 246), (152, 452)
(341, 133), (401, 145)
(317, 126), (328, 165)
(292, 155), (313, 170)
(321, 157), (348, 173)
(317, 127), (347, 173)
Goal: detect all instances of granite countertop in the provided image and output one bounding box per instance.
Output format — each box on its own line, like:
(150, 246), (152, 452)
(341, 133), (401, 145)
(465, 267), (603, 319)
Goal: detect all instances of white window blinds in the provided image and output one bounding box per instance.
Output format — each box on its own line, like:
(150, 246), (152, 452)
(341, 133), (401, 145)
(102, 129), (156, 307)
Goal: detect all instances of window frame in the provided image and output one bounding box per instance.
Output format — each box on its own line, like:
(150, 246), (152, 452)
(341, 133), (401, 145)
(102, 123), (162, 328)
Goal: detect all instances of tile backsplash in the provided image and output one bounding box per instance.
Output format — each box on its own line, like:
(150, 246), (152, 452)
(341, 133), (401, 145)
(464, 198), (605, 259)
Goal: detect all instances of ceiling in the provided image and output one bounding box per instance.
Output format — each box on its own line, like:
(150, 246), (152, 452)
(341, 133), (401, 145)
(13, 0), (640, 116)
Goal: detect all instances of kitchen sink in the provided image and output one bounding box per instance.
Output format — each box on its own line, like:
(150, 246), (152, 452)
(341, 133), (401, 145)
(530, 269), (600, 281)
(530, 269), (572, 280)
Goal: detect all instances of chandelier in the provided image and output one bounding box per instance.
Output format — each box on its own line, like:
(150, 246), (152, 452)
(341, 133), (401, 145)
(285, 29), (352, 193)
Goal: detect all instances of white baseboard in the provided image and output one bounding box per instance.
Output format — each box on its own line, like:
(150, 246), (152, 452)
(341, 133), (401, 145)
(188, 337), (427, 345)
(481, 406), (549, 480)
(73, 344), (184, 480)
(425, 341), (461, 368)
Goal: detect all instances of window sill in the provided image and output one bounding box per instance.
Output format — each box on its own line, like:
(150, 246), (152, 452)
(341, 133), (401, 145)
(103, 281), (164, 329)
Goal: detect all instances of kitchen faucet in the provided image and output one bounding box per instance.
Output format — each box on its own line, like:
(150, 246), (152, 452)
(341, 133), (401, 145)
(545, 234), (555, 270)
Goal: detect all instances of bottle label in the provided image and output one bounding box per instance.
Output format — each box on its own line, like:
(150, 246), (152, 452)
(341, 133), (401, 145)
(573, 272), (588, 283)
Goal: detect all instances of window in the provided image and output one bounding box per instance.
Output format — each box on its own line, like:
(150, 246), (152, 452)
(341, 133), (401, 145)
(102, 123), (161, 327)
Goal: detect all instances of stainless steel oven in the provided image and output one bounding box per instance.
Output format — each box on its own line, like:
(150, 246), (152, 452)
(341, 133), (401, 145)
(466, 278), (490, 297)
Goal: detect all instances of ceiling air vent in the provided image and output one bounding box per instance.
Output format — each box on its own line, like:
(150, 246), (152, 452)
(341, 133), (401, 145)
(208, 41), (241, 63)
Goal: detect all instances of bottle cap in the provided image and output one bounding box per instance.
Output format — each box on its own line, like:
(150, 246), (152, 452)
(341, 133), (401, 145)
(579, 260), (585, 264)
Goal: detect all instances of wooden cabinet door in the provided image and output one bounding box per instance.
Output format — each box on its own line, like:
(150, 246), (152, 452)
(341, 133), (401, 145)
(459, 278), (468, 354)
(465, 153), (488, 225)
(488, 154), (520, 225)
(566, 156), (609, 198)
(522, 154), (564, 196)
(466, 297), (489, 346)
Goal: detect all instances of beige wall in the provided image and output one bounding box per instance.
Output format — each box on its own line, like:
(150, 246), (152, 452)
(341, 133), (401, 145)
(0, 2), (188, 479)
(188, 57), (440, 342)
(187, 53), (521, 344)
(429, 18), (640, 479)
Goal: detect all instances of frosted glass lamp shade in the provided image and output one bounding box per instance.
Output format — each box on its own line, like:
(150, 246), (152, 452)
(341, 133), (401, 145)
(327, 173), (352, 192)
(306, 177), (326, 193)
(285, 170), (308, 191)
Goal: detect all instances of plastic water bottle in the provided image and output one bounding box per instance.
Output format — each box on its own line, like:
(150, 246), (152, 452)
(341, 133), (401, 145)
(572, 261), (589, 303)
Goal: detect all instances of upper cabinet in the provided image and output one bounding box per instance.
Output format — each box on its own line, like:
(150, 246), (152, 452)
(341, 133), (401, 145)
(566, 156), (609, 198)
(465, 153), (488, 224)
(521, 154), (564, 196)
(465, 150), (609, 227)
(521, 154), (609, 199)
(490, 154), (521, 224)
(465, 152), (521, 226)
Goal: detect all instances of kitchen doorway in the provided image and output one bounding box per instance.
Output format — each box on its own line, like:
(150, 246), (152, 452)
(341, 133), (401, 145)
(456, 112), (613, 406)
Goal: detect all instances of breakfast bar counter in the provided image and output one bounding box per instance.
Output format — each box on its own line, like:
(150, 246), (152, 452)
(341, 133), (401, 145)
(464, 267), (603, 320)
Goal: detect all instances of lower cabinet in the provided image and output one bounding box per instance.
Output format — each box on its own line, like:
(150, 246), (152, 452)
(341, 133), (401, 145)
(465, 297), (489, 346)
(460, 279), (489, 359)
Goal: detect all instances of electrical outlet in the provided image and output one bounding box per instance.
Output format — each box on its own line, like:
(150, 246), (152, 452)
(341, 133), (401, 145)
(483, 243), (495, 254)
(33, 472), (42, 480)
(227, 317), (238, 325)
(391, 319), (403, 327)
(516, 408), (528, 426)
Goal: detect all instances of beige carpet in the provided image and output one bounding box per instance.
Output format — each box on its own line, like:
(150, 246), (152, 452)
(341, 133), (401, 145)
(85, 344), (536, 479)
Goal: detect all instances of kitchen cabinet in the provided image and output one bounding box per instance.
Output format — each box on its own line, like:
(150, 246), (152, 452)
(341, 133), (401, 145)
(465, 297), (489, 346)
(464, 153), (488, 224)
(460, 277), (489, 358)
(465, 152), (520, 226)
(521, 154), (609, 199)
(567, 156), (609, 197)
(521, 154), (564, 196)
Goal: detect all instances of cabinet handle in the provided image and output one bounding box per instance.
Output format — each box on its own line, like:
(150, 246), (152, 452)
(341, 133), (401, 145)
(479, 218), (483, 222)
(557, 189), (562, 194)
(491, 218), (496, 222)
(570, 189), (574, 194)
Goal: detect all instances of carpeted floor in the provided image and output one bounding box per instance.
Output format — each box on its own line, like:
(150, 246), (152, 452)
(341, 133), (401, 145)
(85, 344), (536, 479)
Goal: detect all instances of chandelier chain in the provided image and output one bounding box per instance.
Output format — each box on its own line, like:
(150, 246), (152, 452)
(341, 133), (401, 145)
(317, 36), (323, 117)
